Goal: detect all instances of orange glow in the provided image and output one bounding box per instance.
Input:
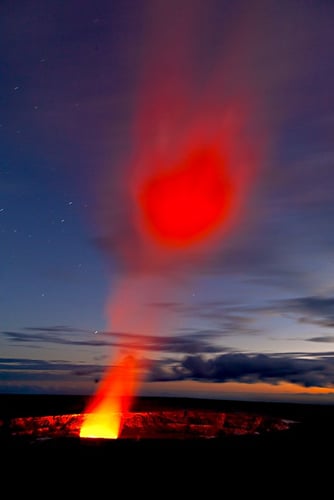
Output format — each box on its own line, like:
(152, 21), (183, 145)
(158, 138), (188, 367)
(142, 380), (334, 400)
(80, 355), (138, 439)
(138, 147), (234, 247)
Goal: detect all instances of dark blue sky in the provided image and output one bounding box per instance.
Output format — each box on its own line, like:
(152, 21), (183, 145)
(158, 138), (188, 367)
(1, 0), (334, 403)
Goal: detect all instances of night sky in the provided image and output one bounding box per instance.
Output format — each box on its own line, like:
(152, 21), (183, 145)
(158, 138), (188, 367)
(1, 0), (334, 404)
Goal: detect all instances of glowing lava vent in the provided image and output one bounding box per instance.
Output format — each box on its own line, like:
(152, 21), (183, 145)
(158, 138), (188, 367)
(80, 355), (138, 439)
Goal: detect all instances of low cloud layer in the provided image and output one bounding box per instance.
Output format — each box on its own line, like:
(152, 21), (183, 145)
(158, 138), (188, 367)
(1, 349), (334, 396)
(148, 352), (334, 389)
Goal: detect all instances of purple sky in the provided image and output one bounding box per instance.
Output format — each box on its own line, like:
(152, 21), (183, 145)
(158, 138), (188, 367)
(1, 0), (334, 403)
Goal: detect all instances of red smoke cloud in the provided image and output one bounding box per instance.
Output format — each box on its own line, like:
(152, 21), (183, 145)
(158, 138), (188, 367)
(83, 1), (270, 436)
(99, 1), (269, 274)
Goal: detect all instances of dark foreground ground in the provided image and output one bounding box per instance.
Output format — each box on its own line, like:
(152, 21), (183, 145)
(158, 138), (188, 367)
(1, 394), (333, 491)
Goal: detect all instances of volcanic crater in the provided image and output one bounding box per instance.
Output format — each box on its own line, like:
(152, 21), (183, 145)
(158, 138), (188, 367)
(1, 394), (297, 447)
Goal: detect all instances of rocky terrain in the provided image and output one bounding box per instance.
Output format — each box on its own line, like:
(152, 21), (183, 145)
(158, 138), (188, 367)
(5, 408), (293, 440)
(1, 393), (334, 489)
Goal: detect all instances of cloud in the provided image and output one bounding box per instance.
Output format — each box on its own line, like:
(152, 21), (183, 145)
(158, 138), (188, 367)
(1, 328), (112, 348)
(148, 352), (334, 388)
(24, 326), (89, 333)
(149, 300), (259, 333)
(1, 324), (229, 355)
(276, 296), (334, 328)
(0, 357), (105, 395)
(307, 336), (334, 344)
(2, 347), (334, 395)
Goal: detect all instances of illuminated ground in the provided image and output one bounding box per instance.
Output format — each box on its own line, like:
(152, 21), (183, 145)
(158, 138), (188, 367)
(1, 394), (333, 487)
